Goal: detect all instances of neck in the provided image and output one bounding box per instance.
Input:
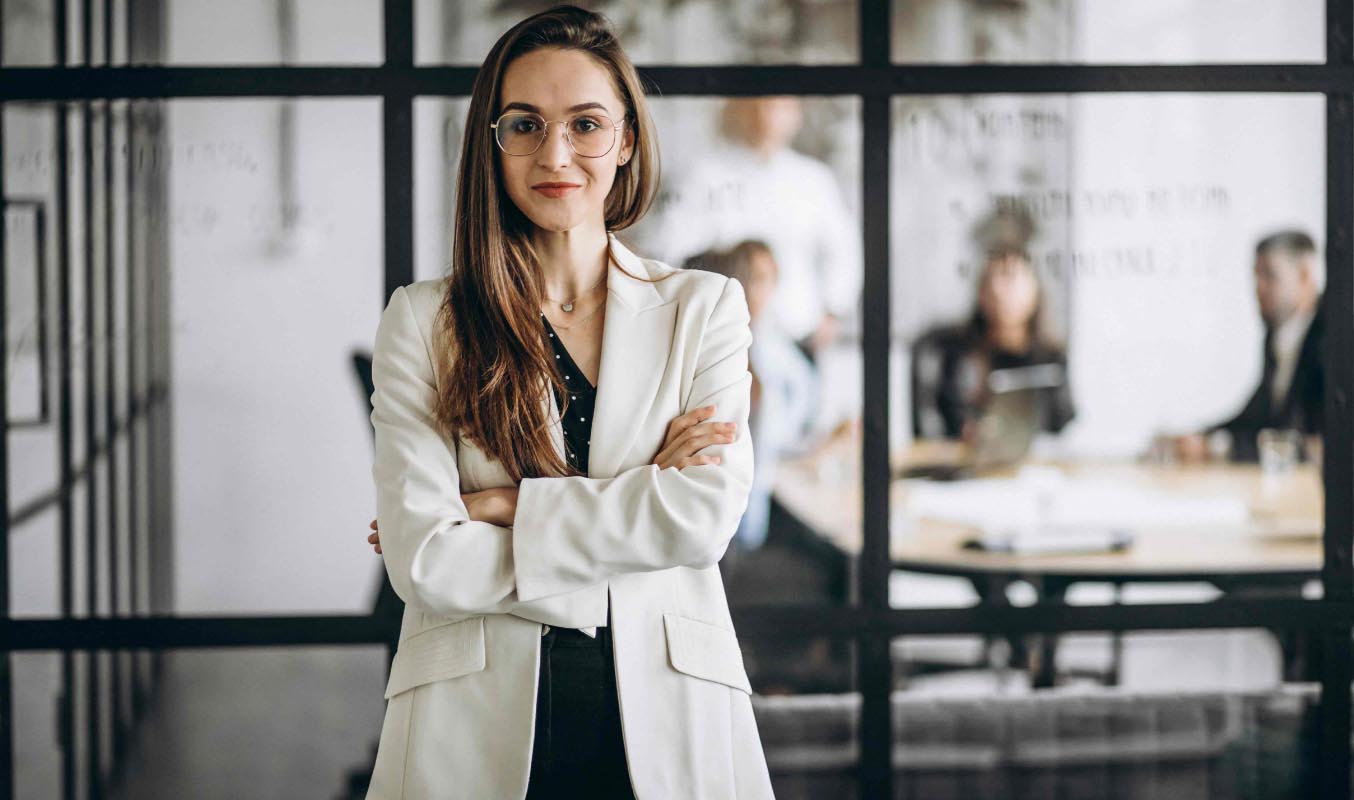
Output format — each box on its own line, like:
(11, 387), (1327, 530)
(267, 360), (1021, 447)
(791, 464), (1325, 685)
(732, 136), (778, 163)
(988, 322), (1031, 353)
(532, 221), (610, 302)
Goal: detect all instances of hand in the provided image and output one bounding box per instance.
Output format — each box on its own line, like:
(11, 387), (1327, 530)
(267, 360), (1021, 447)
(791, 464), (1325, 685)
(1172, 433), (1209, 463)
(809, 313), (840, 354)
(365, 487), (521, 555)
(652, 404), (737, 471)
(462, 487), (519, 528)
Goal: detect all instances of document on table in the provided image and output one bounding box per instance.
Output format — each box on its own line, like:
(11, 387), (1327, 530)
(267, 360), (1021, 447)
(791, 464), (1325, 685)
(898, 468), (1250, 554)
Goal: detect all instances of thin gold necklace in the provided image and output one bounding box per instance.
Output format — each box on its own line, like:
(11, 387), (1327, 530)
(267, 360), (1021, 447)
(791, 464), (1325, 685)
(544, 271), (607, 312)
(542, 298), (604, 331)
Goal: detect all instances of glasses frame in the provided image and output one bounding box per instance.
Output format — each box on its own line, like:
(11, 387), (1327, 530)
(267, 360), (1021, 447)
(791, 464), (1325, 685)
(489, 110), (628, 158)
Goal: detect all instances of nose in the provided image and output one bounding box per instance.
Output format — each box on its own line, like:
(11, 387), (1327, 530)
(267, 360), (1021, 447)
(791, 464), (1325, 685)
(535, 120), (573, 171)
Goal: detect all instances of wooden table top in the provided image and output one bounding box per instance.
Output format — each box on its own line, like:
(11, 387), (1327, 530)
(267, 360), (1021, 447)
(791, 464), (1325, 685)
(772, 431), (1324, 580)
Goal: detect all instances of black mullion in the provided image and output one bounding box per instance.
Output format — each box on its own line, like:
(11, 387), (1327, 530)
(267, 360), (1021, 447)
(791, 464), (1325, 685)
(7, 63), (1354, 102)
(4, 597), (1353, 651)
(856, 1), (893, 797)
(383, 0), (414, 301)
(1322, 3), (1354, 799)
(384, 0), (413, 68)
(382, 93), (413, 300)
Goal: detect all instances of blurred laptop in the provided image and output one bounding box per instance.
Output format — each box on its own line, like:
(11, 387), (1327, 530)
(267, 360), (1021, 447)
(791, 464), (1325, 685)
(898, 363), (1065, 481)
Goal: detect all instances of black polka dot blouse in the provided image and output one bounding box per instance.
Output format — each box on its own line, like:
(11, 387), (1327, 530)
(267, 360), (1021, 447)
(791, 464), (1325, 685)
(540, 312), (595, 474)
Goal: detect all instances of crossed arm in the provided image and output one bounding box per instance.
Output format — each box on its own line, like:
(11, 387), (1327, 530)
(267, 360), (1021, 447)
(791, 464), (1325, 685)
(368, 278), (754, 617)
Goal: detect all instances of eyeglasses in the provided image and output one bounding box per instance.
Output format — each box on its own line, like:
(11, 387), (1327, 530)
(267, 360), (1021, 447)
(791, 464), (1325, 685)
(490, 110), (627, 158)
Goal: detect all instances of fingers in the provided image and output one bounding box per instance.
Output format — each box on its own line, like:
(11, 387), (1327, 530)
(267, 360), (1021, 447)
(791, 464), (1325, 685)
(369, 518), (378, 530)
(664, 404), (717, 442)
(653, 422), (736, 470)
(367, 530), (382, 555)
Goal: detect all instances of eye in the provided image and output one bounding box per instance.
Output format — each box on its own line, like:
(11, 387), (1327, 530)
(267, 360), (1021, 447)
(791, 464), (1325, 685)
(572, 116), (604, 133)
(510, 115), (541, 133)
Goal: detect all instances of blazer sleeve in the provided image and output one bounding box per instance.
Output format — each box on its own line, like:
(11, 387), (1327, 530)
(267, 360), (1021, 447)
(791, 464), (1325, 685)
(511, 276), (755, 603)
(370, 284), (520, 618)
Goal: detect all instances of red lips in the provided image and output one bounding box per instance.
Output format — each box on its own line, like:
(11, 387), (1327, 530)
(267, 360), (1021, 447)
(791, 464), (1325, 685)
(533, 182), (580, 198)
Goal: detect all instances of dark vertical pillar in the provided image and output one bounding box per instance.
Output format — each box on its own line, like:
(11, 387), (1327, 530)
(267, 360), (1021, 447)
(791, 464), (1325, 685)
(383, 0), (414, 301)
(857, 2), (892, 799)
(1321, 3), (1354, 799)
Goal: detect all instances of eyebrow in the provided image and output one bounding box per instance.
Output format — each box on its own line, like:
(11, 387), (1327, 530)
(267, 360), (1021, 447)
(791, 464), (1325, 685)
(501, 101), (610, 115)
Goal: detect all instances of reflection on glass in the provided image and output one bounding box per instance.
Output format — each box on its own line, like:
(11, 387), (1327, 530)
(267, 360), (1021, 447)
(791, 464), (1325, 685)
(413, 98), (470, 282)
(415, 0), (857, 64)
(888, 93), (1324, 612)
(892, 0), (1322, 64)
(17, 648), (387, 798)
(746, 639), (858, 796)
(163, 99), (382, 614)
(632, 96), (863, 604)
(162, 0), (382, 64)
(1, 0), (57, 65)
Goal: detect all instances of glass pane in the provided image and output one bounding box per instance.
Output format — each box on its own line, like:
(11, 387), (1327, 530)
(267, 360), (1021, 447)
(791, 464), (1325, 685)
(1, 0), (57, 66)
(161, 0), (381, 65)
(889, 94), (1324, 611)
(416, 0), (858, 65)
(15, 647), (387, 798)
(892, 0), (1323, 64)
(747, 637), (859, 796)
(163, 98), (382, 613)
(413, 97), (469, 283)
(889, 631), (1321, 796)
(634, 96), (865, 607)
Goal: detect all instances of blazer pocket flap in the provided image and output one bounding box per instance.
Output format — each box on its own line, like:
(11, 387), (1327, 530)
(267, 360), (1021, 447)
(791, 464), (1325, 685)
(663, 613), (752, 695)
(384, 616), (487, 700)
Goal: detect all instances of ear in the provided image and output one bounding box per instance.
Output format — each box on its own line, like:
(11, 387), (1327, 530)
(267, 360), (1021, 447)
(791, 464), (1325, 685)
(620, 123), (636, 164)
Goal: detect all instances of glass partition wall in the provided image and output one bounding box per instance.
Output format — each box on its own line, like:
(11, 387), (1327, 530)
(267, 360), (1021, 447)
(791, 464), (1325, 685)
(2, 1), (1352, 799)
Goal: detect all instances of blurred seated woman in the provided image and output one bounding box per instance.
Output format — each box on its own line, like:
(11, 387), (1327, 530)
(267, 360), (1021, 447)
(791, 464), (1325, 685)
(684, 240), (818, 551)
(911, 247), (1075, 441)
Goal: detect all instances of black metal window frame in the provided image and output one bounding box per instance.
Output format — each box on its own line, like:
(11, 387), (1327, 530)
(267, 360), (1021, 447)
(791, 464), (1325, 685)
(2, 1), (1353, 799)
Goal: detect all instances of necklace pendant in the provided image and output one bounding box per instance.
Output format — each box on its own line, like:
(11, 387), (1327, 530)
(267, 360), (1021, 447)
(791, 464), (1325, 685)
(561, 302), (574, 312)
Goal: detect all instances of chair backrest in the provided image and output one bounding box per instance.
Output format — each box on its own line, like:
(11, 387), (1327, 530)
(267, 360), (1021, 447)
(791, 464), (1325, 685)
(352, 350), (375, 439)
(909, 328), (952, 439)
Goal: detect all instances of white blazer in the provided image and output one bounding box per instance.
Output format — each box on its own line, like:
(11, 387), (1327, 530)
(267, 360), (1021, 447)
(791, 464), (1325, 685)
(365, 232), (775, 799)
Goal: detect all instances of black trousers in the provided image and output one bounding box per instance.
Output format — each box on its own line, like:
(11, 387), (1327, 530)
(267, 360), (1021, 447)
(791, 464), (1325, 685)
(524, 619), (636, 799)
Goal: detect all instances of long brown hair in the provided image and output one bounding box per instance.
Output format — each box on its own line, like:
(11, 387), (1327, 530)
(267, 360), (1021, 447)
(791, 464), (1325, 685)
(432, 5), (665, 482)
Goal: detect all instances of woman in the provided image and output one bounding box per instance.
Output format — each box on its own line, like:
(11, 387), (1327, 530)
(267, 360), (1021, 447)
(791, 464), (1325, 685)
(683, 241), (818, 552)
(362, 6), (773, 799)
(912, 247), (1075, 440)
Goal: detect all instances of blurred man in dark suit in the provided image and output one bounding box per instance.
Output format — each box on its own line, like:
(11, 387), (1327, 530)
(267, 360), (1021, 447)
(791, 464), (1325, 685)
(1177, 230), (1324, 462)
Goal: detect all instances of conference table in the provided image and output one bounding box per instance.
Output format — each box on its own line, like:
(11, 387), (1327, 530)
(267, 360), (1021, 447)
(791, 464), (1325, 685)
(771, 429), (1324, 686)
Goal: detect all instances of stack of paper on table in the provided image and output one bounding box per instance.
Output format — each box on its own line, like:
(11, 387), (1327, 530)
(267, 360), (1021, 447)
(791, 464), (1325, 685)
(899, 469), (1250, 554)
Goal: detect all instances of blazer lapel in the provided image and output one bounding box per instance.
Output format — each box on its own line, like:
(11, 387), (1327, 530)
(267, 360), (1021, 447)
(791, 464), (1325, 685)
(587, 234), (675, 478)
(535, 234), (673, 478)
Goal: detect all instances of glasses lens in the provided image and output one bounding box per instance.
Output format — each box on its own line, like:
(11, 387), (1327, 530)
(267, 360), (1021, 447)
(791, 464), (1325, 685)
(496, 112), (545, 155)
(567, 113), (617, 158)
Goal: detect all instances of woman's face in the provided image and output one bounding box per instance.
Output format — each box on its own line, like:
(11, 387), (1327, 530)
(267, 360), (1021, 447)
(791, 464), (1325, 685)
(978, 254), (1040, 330)
(496, 47), (635, 234)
